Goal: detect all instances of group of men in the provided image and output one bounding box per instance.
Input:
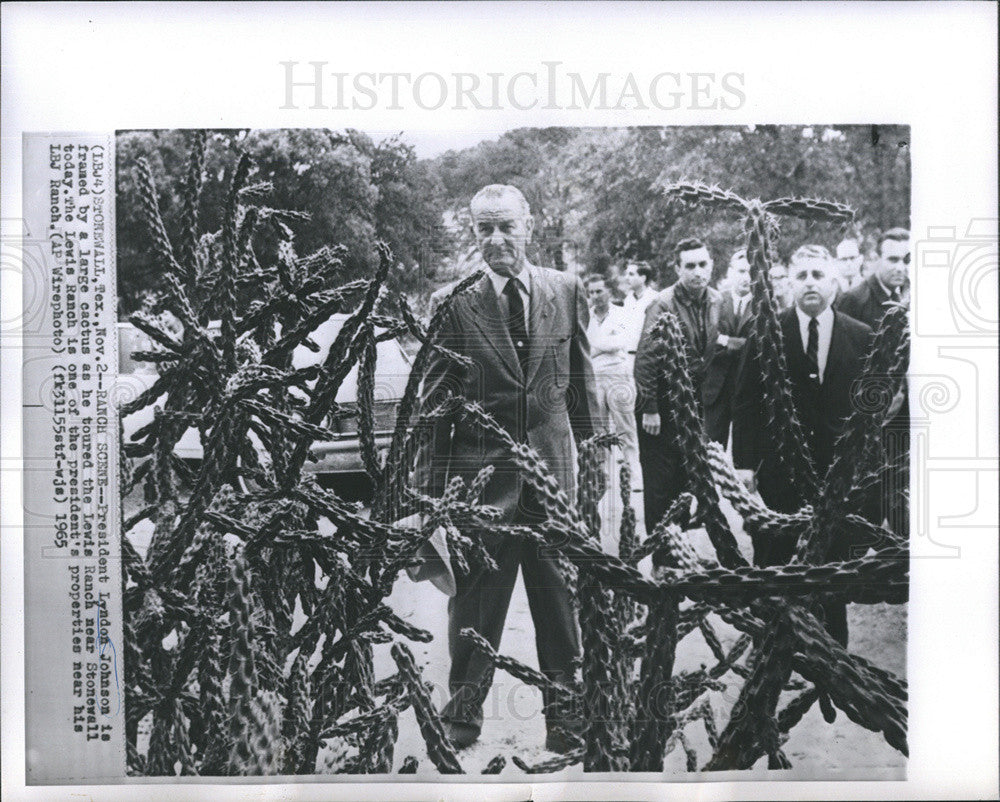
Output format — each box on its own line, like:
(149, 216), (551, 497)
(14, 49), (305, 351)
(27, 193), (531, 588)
(412, 183), (910, 752)
(588, 231), (910, 559)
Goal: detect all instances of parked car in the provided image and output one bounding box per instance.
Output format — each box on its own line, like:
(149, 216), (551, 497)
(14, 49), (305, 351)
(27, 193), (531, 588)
(118, 314), (413, 501)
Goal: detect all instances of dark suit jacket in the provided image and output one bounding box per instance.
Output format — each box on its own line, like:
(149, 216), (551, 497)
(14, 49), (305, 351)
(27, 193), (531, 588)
(703, 293), (753, 407)
(732, 307), (873, 508)
(836, 274), (894, 330)
(414, 265), (598, 528)
(634, 283), (722, 415)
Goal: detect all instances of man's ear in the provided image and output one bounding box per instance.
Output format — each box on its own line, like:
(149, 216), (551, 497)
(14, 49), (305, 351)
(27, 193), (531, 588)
(524, 214), (534, 242)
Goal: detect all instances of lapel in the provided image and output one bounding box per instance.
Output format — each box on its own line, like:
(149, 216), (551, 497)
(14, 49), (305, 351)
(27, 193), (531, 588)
(823, 311), (849, 391)
(704, 290), (722, 362)
(736, 294), (754, 334)
(468, 274), (521, 380)
(780, 307), (811, 384)
(867, 275), (889, 317)
(526, 267), (557, 387)
(719, 293), (737, 332)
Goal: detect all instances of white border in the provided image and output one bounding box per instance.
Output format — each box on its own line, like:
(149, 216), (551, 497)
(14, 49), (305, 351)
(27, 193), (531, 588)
(3, 2), (997, 800)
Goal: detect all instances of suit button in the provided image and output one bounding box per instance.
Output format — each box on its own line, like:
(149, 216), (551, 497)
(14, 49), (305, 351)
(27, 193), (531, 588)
(516, 341), (524, 347)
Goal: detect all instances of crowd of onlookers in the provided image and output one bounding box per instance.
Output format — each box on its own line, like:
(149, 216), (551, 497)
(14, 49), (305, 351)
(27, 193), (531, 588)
(586, 232), (909, 533)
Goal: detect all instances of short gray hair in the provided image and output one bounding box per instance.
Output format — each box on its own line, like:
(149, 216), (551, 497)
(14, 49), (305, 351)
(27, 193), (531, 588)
(470, 184), (531, 219)
(790, 244), (832, 266)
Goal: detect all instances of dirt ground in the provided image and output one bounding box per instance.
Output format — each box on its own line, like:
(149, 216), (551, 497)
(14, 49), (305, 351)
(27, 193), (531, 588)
(125, 461), (907, 780)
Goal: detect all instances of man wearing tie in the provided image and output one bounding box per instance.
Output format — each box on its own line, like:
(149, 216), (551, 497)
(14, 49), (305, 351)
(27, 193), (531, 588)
(413, 184), (598, 752)
(731, 244), (873, 644)
(704, 249), (754, 446)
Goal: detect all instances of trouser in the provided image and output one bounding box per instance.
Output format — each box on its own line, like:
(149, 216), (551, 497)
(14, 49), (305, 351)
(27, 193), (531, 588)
(637, 423), (687, 551)
(441, 487), (581, 735)
(593, 368), (640, 486)
(703, 395), (732, 447)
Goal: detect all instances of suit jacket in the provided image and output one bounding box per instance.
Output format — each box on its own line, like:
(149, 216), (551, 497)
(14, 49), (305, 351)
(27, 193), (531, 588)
(836, 274), (895, 330)
(634, 283), (722, 415)
(732, 307), (873, 501)
(703, 293), (753, 407)
(413, 264), (598, 529)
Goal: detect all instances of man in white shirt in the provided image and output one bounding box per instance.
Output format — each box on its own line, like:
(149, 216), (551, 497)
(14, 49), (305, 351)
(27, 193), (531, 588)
(620, 260), (659, 362)
(834, 237), (865, 292)
(585, 274), (640, 491)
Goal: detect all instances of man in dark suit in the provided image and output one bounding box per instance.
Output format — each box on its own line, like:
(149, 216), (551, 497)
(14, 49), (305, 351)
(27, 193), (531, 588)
(413, 184), (598, 752)
(634, 236), (722, 542)
(837, 228), (909, 328)
(836, 228), (911, 537)
(704, 248), (754, 446)
(732, 244), (873, 645)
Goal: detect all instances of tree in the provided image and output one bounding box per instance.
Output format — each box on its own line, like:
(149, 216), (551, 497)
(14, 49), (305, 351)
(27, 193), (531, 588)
(116, 129), (450, 315)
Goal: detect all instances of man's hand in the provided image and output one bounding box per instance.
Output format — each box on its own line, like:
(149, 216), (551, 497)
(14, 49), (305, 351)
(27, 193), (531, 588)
(725, 335), (746, 352)
(642, 412), (661, 436)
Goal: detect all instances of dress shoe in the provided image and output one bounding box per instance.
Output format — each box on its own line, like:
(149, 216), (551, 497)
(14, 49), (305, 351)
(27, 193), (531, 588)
(444, 721), (480, 750)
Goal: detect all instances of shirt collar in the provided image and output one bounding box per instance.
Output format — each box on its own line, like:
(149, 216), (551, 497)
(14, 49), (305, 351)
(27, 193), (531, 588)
(795, 303), (834, 330)
(673, 281), (707, 305)
(488, 262), (533, 297)
(875, 276), (895, 298)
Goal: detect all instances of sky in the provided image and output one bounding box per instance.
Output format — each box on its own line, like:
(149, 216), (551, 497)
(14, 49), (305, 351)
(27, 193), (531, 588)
(368, 126), (514, 160)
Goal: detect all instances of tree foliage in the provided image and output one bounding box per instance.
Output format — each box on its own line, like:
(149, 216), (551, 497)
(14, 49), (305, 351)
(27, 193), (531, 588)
(116, 129), (449, 314)
(117, 125), (909, 312)
(429, 125), (910, 286)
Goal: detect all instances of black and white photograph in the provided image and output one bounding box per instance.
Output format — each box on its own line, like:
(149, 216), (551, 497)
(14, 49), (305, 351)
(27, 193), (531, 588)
(112, 124), (911, 778)
(2, 3), (997, 801)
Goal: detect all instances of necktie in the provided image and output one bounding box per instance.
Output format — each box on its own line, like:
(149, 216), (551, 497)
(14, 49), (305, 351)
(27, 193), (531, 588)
(503, 278), (529, 370)
(806, 317), (819, 381)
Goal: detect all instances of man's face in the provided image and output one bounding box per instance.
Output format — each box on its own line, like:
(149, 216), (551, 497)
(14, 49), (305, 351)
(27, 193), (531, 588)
(790, 257), (837, 316)
(677, 246), (712, 292)
(471, 193), (533, 277)
(835, 240), (863, 283)
(728, 255), (752, 297)
(624, 263), (646, 293)
(587, 279), (610, 313)
(875, 237), (911, 289)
